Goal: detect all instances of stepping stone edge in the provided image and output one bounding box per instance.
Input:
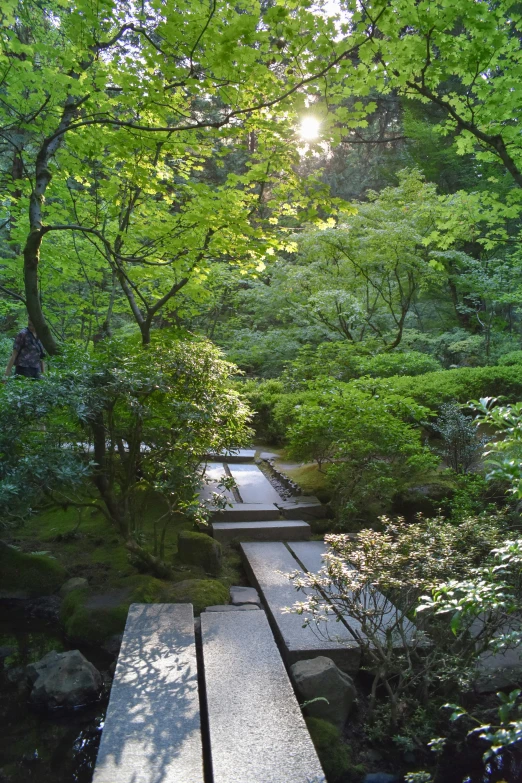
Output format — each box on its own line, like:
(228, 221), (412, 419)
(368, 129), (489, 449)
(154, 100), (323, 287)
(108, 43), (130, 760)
(212, 520), (311, 543)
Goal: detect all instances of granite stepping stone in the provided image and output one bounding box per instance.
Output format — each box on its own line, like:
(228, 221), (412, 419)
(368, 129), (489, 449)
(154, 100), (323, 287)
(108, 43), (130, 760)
(93, 603), (204, 783)
(240, 542), (360, 672)
(204, 604), (260, 612)
(230, 585), (261, 606)
(201, 609), (325, 783)
(212, 520), (310, 543)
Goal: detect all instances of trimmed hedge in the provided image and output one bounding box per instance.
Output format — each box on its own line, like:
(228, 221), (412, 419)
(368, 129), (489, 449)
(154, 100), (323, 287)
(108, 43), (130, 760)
(353, 364), (522, 410)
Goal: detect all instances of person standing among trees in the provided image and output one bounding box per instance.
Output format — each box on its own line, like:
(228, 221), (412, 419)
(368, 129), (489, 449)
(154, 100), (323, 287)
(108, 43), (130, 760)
(3, 319), (46, 381)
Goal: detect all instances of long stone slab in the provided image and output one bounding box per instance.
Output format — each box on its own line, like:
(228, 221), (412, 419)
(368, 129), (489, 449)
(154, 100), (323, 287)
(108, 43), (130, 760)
(201, 610), (325, 783)
(93, 604), (204, 783)
(211, 502), (280, 522)
(212, 520), (310, 543)
(199, 462), (236, 503)
(241, 542), (360, 672)
(287, 541), (418, 649)
(228, 464), (283, 504)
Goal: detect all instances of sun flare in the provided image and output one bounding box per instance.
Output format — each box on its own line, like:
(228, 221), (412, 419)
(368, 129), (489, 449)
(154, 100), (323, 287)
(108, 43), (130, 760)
(299, 116), (321, 141)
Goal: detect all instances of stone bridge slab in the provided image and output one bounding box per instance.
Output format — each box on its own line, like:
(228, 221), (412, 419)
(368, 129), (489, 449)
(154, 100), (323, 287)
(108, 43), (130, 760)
(201, 609), (325, 783)
(212, 520), (310, 543)
(93, 603), (203, 783)
(211, 503), (280, 522)
(227, 464), (283, 504)
(240, 542), (360, 672)
(287, 541), (419, 650)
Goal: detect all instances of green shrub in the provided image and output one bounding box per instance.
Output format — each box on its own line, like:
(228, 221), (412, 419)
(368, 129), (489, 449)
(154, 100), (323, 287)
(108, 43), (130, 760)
(239, 378), (286, 442)
(497, 350), (522, 366)
(353, 365), (522, 410)
(282, 383), (436, 524)
(0, 542), (66, 597)
(286, 343), (441, 385)
(305, 717), (352, 783)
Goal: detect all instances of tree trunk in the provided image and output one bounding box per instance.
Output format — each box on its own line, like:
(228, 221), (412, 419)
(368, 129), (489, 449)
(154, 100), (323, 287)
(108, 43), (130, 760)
(23, 229), (59, 355)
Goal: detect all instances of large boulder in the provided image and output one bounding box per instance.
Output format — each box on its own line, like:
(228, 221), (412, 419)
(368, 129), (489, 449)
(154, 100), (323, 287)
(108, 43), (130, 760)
(0, 541), (66, 599)
(177, 531), (222, 575)
(59, 577), (88, 597)
(291, 656), (357, 728)
(60, 588), (129, 646)
(26, 650), (102, 709)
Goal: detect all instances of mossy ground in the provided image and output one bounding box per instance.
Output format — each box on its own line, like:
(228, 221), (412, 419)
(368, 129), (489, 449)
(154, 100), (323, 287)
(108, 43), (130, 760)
(4, 489), (247, 639)
(305, 717), (357, 783)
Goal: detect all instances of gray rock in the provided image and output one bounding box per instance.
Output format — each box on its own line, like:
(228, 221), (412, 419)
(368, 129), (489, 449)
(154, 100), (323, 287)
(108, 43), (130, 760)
(364, 774), (400, 783)
(101, 633), (123, 658)
(177, 531), (222, 576)
(230, 585), (261, 606)
(6, 665), (25, 684)
(26, 650), (102, 709)
(59, 577), (88, 596)
(0, 646), (15, 660)
(291, 656), (357, 727)
(204, 604), (260, 612)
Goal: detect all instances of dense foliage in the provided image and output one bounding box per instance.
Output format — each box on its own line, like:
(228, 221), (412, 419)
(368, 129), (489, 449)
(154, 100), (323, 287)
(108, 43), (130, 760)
(3, 0), (522, 780)
(0, 335), (250, 546)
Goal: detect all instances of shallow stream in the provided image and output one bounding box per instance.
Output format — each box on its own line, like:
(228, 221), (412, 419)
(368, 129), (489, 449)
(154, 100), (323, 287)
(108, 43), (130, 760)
(0, 607), (110, 783)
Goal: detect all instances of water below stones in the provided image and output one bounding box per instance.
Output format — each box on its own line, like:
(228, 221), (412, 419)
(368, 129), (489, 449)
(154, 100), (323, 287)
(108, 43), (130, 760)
(0, 605), (111, 783)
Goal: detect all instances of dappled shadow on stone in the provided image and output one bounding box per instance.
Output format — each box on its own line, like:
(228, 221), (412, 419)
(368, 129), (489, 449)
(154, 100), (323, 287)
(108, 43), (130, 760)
(92, 603), (203, 783)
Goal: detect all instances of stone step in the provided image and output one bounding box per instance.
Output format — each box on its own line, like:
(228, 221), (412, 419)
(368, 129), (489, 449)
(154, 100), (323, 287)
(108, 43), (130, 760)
(212, 520), (311, 544)
(201, 610), (325, 783)
(276, 498), (331, 521)
(241, 542), (361, 673)
(287, 541), (419, 649)
(211, 503), (280, 522)
(227, 463), (283, 504)
(93, 603), (204, 783)
(203, 448), (257, 462)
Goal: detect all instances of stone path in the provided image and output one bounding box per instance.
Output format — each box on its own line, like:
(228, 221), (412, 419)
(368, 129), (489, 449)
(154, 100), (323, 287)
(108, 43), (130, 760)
(227, 463), (282, 504)
(94, 451), (423, 783)
(200, 455), (312, 542)
(93, 603), (204, 783)
(201, 610), (325, 783)
(288, 541), (419, 649)
(213, 520), (311, 543)
(197, 462), (236, 504)
(241, 541), (361, 672)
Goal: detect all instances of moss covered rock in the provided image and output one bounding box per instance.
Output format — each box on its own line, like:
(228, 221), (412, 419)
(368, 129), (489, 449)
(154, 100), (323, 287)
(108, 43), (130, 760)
(0, 541), (66, 598)
(60, 588), (129, 646)
(168, 578), (228, 615)
(305, 717), (352, 783)
(177, 531), (222, 575)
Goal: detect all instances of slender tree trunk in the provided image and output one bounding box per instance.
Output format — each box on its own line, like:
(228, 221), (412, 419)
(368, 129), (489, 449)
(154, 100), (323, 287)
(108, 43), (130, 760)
(23, 228), (59, 354)
(90, 411), (128, 537)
